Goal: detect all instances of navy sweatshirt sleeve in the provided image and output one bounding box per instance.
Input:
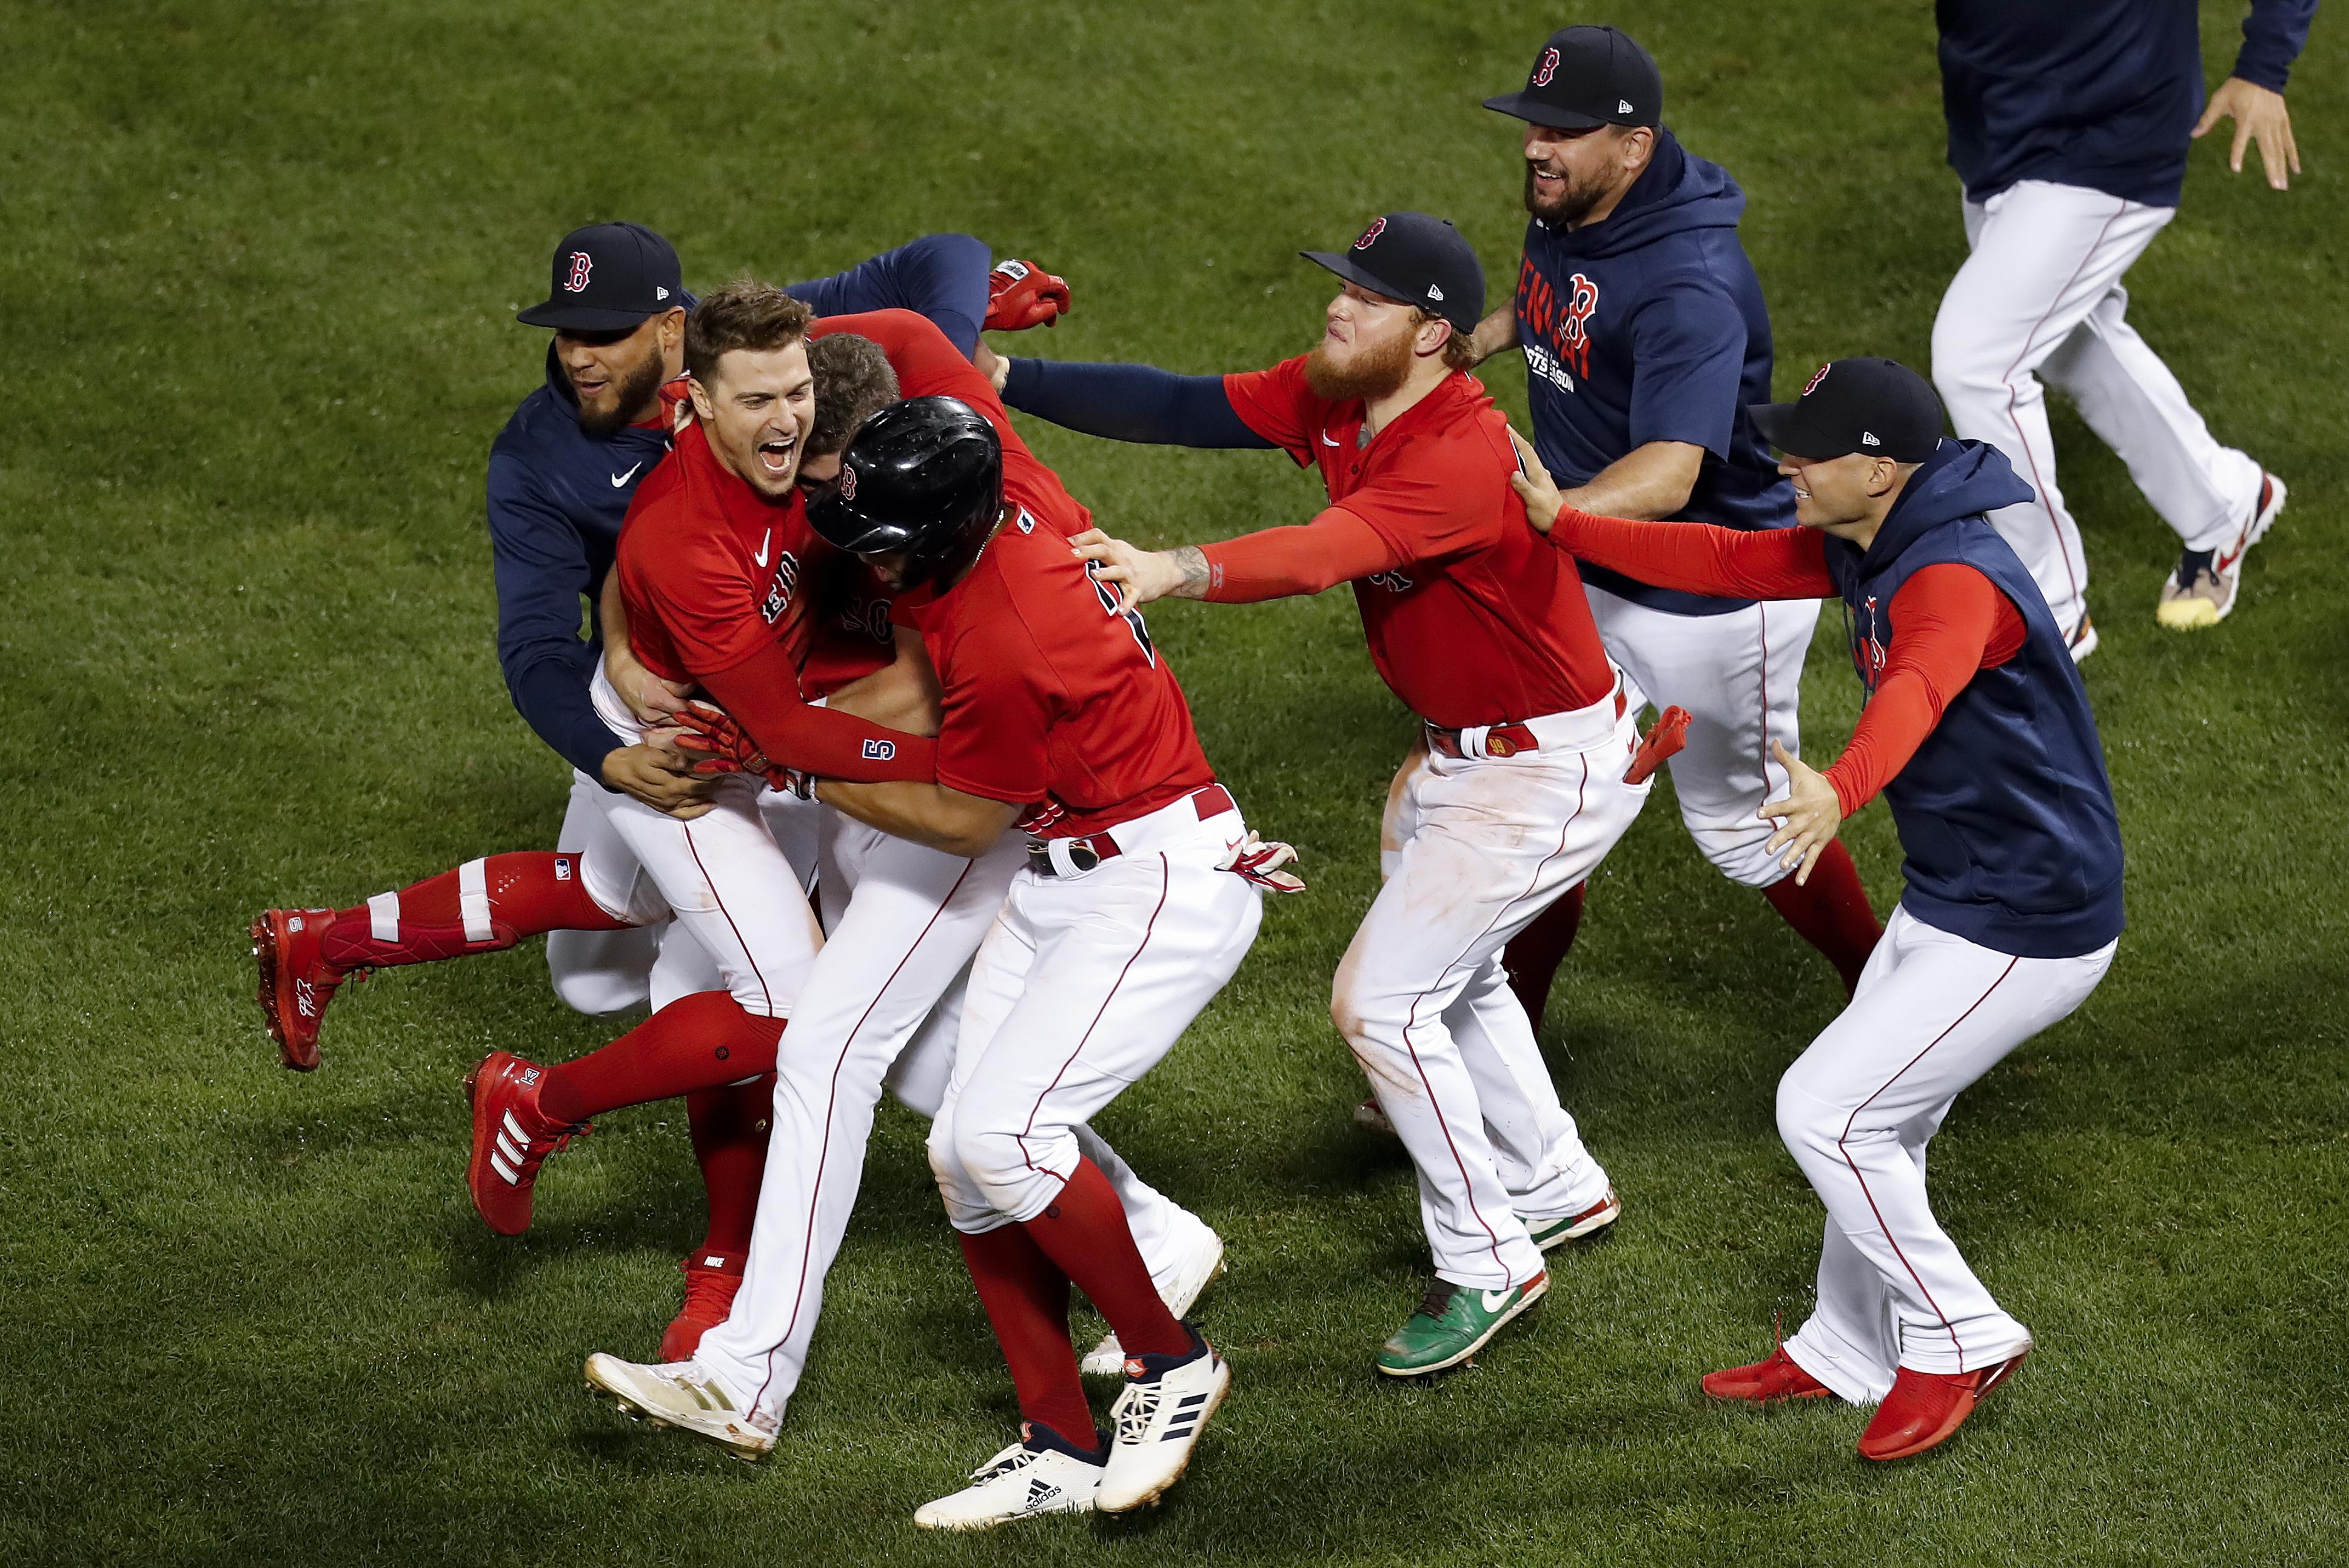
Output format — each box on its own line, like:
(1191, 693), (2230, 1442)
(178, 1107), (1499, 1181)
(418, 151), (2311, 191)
(487, 447), (618, 780)
(787, 234), (993, 357)
(2233, 1), (2317, 90)
(999, 357), (1275, 449)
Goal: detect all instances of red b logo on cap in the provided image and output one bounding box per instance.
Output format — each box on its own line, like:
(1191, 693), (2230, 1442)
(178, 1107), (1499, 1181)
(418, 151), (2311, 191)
(838, 464), (857, 500)
(1803, 363), (1831, 395)
(1353, 216), (1387, 251)
(1532, 46), (1560, 87)
(563, 252), (593, 294)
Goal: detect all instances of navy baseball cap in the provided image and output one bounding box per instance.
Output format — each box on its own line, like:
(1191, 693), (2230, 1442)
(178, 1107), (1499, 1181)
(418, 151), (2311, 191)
(517, 222), (685, 331)
(1301, 212), (1485, 335)
(1484, 25), (1663, 130)
(1750, 357), (1945, 463)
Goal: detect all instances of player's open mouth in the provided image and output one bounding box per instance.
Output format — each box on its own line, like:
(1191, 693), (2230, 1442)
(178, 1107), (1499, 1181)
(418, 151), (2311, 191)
(1530, 167), (1564, 193)
(757, 437), (797, 474)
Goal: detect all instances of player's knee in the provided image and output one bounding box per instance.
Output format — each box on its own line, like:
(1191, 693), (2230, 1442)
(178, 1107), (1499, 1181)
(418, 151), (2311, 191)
(953, 1117), (1045, 1218)
(1929, 318), (2005, 401)
(1329, 965), (1392, 1047)
(1774, 1062), (1846, 1161)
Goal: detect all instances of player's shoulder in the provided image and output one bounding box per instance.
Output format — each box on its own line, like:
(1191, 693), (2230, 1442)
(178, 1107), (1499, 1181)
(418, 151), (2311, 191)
(490, 384), (574, 464)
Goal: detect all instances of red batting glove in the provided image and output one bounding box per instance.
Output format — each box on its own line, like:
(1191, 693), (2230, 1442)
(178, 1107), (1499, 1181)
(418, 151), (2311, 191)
(983, 260), (1071, 332)
(671, 703), (769, 779)
(1624, 705), (1691, 786)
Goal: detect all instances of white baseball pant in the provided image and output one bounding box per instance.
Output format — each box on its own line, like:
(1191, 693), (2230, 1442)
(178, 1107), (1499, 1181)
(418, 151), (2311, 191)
(928, 790), (1263, 1235)
(1339, 688), (1649, 1292)
(1932, 178), (2265, 635)
(1778, 906), (2116, 1402)
(692, 808), (1214, 1426)
(547, 771), (824, 1016)
(1586, 585), (1821, 888)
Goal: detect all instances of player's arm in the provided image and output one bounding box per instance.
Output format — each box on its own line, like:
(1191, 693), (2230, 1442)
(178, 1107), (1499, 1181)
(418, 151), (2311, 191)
(695, 642), (940, 783)
(814, 779), (1022, 861)
(998, 357), (1279, 449)
(821, 626), (945, 736)
(1764, 565), (2023, 882)
(487, 454), (640, 779)
(2194, 1), (2315, 189)
(1568, 284), (1747, 518)
(1467, 303), (1519, 366)
(1553, 440), (1706, 520)
(1071, 506), (1404, 609)
(1509, 429), (1836, 599)
(597, 570), (692, 726)
(786, 235), (993, 358)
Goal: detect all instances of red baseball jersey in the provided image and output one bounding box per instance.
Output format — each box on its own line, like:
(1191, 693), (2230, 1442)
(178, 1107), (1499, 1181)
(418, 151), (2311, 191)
(615, 418), (832, 688)
(1222, 357), (1616, 728)
(894, 475), (1215, 839)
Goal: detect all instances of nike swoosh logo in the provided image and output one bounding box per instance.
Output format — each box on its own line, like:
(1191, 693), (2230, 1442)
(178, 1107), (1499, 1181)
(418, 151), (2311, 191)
(1481, 1288), (1512, 1313)
(609, 461), (643, 488)
(754, 528), (771, 568)
(2217, 541), (2245, 572)
(1319, 431), (1342, 447)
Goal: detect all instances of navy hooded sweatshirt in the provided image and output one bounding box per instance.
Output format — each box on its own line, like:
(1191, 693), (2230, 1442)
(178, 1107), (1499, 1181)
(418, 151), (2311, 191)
(1512, 129), (1795, 618)
(1937, 1), (2317, 207)
(484, 233), (993, 783)
(1826, 440), (2125, 959)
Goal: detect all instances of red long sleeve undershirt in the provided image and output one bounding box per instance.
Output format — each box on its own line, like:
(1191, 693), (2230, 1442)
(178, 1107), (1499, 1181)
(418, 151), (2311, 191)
(1196, 508), (1400, 600)
(697, 640), (938, 783)
(1550, 506), (2025, 814)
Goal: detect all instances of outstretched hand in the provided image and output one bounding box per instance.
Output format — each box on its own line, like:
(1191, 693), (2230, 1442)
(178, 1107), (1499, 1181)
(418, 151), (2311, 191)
(1760, 739), (1843, 886)
(2194, 76), (2301, 190)
(1070, 528), (1188, 612)
(1506, 426), (1566, 534)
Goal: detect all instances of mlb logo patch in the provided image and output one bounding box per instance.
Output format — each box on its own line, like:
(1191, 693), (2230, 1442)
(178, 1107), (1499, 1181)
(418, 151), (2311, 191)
(1016, 508), (1037, 534)
(553, 857), (573, 881)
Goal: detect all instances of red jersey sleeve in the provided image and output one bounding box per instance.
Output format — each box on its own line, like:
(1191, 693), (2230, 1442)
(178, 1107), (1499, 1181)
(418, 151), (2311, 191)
(1222, 357), (1324, 467)
(1823, 564), (2028, 814)
(620, 534), (773, 678)
(1198, 508), (1404, 601)
(1551, 505), (1837, 599)
(700, 642), (938, 784)
(929, 622), (1056, 806)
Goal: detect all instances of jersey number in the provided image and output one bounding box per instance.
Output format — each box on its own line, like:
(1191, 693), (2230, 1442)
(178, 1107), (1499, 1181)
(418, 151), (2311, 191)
(1084, 560), (1155, 665)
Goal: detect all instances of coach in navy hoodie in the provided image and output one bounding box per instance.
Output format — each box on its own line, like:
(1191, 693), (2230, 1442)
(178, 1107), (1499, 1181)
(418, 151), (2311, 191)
(1929, 1), (2315, 651)
(1513, 357), (2122, 1464)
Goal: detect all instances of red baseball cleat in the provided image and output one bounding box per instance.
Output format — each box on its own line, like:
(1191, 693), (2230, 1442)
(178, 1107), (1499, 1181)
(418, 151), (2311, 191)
(660, 1251), (748, 1361)
(464, 1052), (589, 1236)
(250, 908), (363, 1071)
(1701, 1343), (1837, 1404)
(1857, 1350), (2028, 1461)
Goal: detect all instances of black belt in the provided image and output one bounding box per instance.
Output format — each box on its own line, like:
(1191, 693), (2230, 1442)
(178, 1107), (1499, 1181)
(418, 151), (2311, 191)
(1026, 784), (1236, 877)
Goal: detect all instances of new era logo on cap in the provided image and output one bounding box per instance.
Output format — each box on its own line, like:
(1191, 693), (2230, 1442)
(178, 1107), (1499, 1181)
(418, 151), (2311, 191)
(1618, 99), (1634, 113)
(1427, 284), (1444, 301)
(1861, 431), (1881, 447)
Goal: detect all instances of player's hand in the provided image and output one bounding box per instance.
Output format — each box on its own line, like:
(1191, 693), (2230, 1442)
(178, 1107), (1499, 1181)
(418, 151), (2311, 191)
(1506, 426), (1566, 534)
(605, 634), (692, 726)
(1760, 739), (1842, 886)
(601, 740), (717, 820)
(2194, 77), (2300, 190)
(1069, 528), (1185, 610)
(670, 700), (770, 779)
(983, 260), (1072, 332)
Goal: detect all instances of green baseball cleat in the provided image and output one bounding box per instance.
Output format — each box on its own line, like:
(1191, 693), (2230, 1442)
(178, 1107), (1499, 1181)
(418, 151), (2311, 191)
(1376, 1270), (1548, 1378)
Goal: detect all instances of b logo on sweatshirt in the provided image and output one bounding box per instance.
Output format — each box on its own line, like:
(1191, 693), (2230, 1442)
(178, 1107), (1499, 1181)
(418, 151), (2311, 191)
(1557, 272), (1600, 380)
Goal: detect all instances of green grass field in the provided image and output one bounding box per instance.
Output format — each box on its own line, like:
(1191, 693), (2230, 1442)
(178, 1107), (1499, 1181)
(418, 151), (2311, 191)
(6, 2), (2346, 1562)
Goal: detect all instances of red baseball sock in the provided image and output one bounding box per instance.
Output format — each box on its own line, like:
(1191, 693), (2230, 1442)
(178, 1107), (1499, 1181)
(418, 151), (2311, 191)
(686, 1072), (774, 1265)
(1503, 881), (1586, 1024)
(537, 991), (783, 1124)
(1760, 841), (1882, 996)
(959, 1225), (1099, 1453)
(320, 851), (630, 969)
(1019, 1158), (1188, 1359)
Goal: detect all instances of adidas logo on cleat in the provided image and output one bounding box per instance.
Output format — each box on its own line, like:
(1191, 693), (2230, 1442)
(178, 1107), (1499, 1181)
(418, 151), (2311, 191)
(1162, 1392), (1208, 1440)
(1025, 1478), (1062, 1509)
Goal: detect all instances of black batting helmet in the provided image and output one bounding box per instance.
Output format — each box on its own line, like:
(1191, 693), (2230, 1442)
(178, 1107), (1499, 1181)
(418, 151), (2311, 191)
(808, 395), (1004, 591)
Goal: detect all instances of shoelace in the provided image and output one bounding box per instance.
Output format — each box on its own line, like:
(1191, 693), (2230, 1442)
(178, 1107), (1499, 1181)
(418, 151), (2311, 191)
(1415, 1279), (1461, 1322)
(968, 1441), (1036, 1483)
(1114, 1379), (1162, 1445)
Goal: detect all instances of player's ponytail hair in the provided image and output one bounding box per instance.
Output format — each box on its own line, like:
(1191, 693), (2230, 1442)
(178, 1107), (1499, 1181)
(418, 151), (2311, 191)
(686, 276), (816, 387)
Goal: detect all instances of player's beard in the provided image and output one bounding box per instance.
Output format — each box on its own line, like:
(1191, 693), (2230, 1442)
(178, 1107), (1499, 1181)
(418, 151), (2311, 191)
(1304, 325), (1414, 403)
(575, 346), (669, 437)
(1524, 159), (1613, 228)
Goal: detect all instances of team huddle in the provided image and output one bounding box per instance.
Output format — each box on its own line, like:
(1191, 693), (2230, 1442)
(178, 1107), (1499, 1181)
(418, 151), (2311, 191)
(249, 7), (2313, 1531)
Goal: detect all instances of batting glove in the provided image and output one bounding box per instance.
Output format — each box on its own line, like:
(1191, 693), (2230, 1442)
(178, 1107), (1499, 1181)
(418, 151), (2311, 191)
(1624, 705), (1691, 786)
(1218, 835), (1307, 894)
(983, 260), (1071, 332)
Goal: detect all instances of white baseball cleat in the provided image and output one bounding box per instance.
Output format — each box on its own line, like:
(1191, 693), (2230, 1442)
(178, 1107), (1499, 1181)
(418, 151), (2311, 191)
(583, 1353), (773, 1461)
(1097, 1329), (1231, 1515)
(913, 1427), (1104, 1532)
(2157, 472), (2285, 630)
(1082, 1219), (1226, 1376)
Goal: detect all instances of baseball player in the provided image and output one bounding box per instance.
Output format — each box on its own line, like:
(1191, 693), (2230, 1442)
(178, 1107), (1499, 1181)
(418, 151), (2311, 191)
(587, 390), (1284, 1529)
(1021, 212), (1645, 1378)
(1471, 26), (1883, 1018)
(1516, 357), (2124, 1461)
(580, 309), (1228, 1451)
(1931, 2), (2314, 649)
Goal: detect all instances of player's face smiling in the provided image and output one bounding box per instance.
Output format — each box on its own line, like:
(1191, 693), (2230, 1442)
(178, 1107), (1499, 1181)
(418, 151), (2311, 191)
(1780, 452), (1894, 535)
(691, 343), (816, 501)
(1521, 122), (1636, 228)
(557, 311), (679, 435)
